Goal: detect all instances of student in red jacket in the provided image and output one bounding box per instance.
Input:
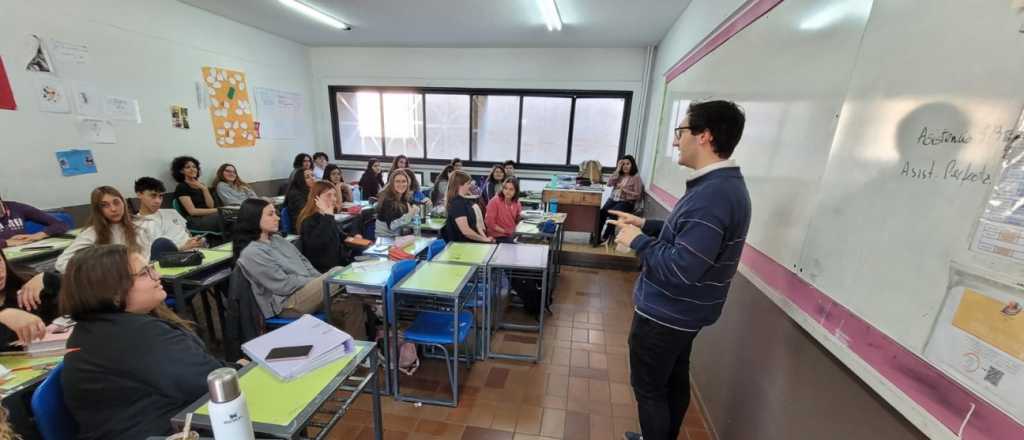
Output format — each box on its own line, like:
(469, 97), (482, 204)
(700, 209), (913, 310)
(484, 177), (522, 244)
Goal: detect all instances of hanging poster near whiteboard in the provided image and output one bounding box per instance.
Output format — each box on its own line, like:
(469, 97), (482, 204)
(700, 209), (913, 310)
(201, 66), (255, 148)
(253, 87), (302, 140)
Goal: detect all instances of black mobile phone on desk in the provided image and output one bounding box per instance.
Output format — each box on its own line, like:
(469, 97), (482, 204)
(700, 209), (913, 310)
(265, 345), (313, 362)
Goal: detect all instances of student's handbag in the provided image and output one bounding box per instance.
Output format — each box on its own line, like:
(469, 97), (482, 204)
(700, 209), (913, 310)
(156, 250), (205, 268)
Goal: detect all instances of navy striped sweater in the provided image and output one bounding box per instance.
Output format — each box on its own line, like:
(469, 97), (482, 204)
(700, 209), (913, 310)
(630, 166), (751, 331)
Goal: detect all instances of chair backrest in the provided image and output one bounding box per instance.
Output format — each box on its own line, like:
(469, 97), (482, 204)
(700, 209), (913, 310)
(171, 198), (187, 218)
(279, 206), (292, 235)
(31, 363), (77, 440)
(427, 239), (446, 261)
(384, 259), (419, 322)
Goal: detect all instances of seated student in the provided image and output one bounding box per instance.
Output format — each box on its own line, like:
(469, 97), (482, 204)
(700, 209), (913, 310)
(284, 168), (316, 234)
(171, 156), (222, 232)
(597, 155), (644, 245)
(443, 171), (493, 243)
(211, 163), (258, 205)
(450, 157), (464, 172)
(0, 249), (59, 348)
(390, 155), (411, 174)
(0, 196), (68, 248)
(135, 177), (204, 254)
(296, 182), (366, 273)
(485, 178), (522, 244)
(375, 169), (420, 238)
(60, 245), (231, 440)
(293, 153), (313, 172)
(233, 199), (366, 337)
(55, 186), (147, 273)
(482, 164), (507, 204)
(312, 152), (329, 179)
(430, 165), (455, 207)
(358, 159), (385, 200)
(503, 160), (516, 179)
(323, 164), (354, 205)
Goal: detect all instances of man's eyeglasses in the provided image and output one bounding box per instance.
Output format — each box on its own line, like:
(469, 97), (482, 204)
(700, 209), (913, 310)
(133, 263), (159, 281)
(674, 126), (697, 140)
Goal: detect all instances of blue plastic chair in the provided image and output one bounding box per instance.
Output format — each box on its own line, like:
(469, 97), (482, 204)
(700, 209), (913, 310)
(171, 199), (222, 237)
(24, 211), (74, 235)
(31, 363), (77, 440)
(426, 239), (446, 261)
(279, 206), (292, 236)
(265, 312), (327, 328)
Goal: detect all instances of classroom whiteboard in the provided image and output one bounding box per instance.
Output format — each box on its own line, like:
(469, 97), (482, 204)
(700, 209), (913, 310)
(650, 0), (1024, 425)
(253, 87), (303, 140)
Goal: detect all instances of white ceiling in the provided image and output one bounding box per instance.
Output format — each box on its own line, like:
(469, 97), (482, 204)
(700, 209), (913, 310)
(178, 0), (691, 48)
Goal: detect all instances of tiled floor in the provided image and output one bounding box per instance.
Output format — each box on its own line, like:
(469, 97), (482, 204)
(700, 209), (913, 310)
(323, 266), (713, 440)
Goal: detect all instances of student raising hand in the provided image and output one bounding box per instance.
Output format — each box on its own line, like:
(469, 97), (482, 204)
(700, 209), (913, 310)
(315, 193), (335, 215)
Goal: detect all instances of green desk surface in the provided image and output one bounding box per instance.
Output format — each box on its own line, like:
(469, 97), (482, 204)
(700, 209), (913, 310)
(3, 238), (74, 262)
(0, 353), (65, 396)
(157, 249), (233, 278)
(423, 218), (446, 231)
(197, 344), (366, 426)
(396, 262), (474, 295)
(331, 260), (394, 287)
(516, 222), (541, 235)
(434, 242), (496, 265)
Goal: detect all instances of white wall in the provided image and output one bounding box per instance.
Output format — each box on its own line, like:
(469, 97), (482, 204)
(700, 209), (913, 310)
(308, 47), (648, 177)
(0, 0), (317, 209)
(637, 0), (747, 199)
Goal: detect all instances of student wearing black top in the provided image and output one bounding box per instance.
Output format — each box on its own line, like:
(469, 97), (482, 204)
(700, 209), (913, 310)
(503, 160), (516, 179)
(292, 153), (313, 171)
(295, 181), (364, 272)
(0, 249), (59, 347)
(444, 171), (493, 243)
(60, 245), (234, 440)
(284, 168), (316, 234)
(171, 156), (222, 231)
(358, 158), (385, 200)
(482, 164), (507, 204)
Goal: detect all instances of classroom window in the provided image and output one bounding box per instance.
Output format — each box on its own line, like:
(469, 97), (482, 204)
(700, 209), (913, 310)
(425, 94), (470, 160)
(571, 98), (626, 167)
(520, 97), (571, 165)
(471, 95), (520, 163)
(330, 86), (630, 170)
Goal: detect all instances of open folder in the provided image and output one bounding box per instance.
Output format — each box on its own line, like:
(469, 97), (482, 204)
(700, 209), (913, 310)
(242, 314), (355, 381)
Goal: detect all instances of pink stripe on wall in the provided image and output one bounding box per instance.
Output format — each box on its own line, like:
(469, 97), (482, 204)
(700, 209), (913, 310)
(664, 0), (784, 82)
(740, 245), (1023, 439)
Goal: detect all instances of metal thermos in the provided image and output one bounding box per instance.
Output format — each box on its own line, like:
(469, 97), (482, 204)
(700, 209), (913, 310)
(206, 368), (255, 440)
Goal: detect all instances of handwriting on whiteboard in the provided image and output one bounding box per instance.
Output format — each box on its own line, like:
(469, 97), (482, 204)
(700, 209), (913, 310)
(916, 124), (1016, 147)
(900, 160), (993, 185)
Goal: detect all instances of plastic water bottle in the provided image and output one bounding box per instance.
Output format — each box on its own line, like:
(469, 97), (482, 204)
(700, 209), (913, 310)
(206, 368), (255, 440)
(548, 198), (559, 214)
(549, 175), (558, 188)
(352, 186), (362, 202)
(413, 210), (422, 236)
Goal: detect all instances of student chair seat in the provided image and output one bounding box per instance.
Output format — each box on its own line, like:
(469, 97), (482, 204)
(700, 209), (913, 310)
(31, 362), (77, 440)
(24, 211), (74, 235)
(426, 239), (446, 261)
(265, 312), (327, 328)
(171, 199), (222, 237)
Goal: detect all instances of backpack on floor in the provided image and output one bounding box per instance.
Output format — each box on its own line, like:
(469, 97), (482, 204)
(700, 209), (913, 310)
(510, 276), (548, 317)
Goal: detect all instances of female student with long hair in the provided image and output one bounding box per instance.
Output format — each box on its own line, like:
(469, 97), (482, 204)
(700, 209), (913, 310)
(430, 164), (455, 207)
(596, 155), (643, 245)
(283, 167), (316, 234)
(171, 156), (222, 231)
(390, 155), (411, 174)
(60, 245), (230, 440)
(233, 199), (366, 337)
(485, 178), (522, 244)
(211, 163), (258, 205)
(375, 169), (420, 238)
(358, 159), (385, 200)
(323, 163), (354, 205)
(482, 164), (507, 203)
(0, 249), (59, 347)
(296, 181), (362, 272)
(292, 153), (313, 171)
(55, 186), (147, 273)
(444, 171), (492, 243)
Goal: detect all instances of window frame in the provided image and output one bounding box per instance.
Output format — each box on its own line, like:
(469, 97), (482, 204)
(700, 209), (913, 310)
(328, 85), (631, 172)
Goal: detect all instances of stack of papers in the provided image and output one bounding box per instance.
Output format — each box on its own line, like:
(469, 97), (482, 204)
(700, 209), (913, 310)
(242, 315), (355, 381)
(24, 329), (72, 355)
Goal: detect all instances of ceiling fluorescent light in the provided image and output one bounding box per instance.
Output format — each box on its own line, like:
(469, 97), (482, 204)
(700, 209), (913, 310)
(278, 0), (350, 30)
(538, 0), (563, 31)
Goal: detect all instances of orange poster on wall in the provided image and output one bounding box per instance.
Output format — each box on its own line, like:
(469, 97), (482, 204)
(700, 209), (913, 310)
(201, 66), (255, 148)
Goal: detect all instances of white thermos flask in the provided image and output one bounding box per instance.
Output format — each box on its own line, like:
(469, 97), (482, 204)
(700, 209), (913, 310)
(207, 367), (256, 440)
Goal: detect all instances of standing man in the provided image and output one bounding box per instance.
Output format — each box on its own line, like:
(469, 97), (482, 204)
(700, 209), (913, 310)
(610, 100), (751, 440)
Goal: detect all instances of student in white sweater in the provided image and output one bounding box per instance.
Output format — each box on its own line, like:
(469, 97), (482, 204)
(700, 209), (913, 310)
(55, 186), (148, 273)
(135, 177), (204, 252)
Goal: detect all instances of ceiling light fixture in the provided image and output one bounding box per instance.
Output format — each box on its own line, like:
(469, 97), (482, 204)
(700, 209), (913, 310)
(538, 0), (563, 31)
(278, 0), (350, 30)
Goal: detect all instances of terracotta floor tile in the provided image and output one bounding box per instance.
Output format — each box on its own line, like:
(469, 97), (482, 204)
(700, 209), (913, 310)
(467, 400), (497, 427)
(589, 352), (608, 370)
(588, 379), (610, 402)
(563, 411), (590, 440)
(485, 367), (510, 389)
(570, 350), (590, 368)
(571, 367), (608, 380)
(685, 428), (712, 440)
(586, 400), (613, 416)
(612, 403), (637, 420)
(383, 415), (421, 432)
(327, 422), (364, 439)
(539, 408), (566, 438)
(612, 417), (640, 439)
(345, 408), (374, 426)
(566, 395), (589, 413)
(589, 414), (613, 440)
(460, 426), (514, 440)
(357, 427), (409, 440)
(568, 377), (589, 400)
(546, 374), (569, 397)
(491, 402), (519, 432)
(540, 394), (567, 410)
(416, 403), (454, 421)
(515, 405), (544, 435)
(552, 348), (571, 366)
(572, 342), (606, 353)
(609, 382), (634, 404)
(571, 327), (590, 342)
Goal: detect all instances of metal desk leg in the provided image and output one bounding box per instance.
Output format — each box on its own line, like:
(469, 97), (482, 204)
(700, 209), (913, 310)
(321, 278), (332, 326)
(173, 280), (187, 314)
(370, 347), (384, 440)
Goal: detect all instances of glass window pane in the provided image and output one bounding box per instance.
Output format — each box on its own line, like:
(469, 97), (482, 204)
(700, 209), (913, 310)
(472, 96), (519, 162)
(337, 91), (382, 156)
(382, 93), (424, 158)
(570, 98), (625, 167)
(425, 94), (470, 160)
(520, 96), (571, 165)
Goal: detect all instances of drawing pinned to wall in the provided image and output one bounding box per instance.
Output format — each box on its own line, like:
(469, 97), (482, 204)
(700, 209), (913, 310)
(170, 105), (190, 129)
(0, 56), (15, 111)
(25, 34), (54, 73)
(70, 80), (100, 116)
(201, 66), (255, 148)
(36, 76), (69, 113)
(55, 149), (97, 176)
(104, 96), (141, 123)
(194, 81), (211, 109)
(76, 118), (116, 144)
(50, 40), (89, 69)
